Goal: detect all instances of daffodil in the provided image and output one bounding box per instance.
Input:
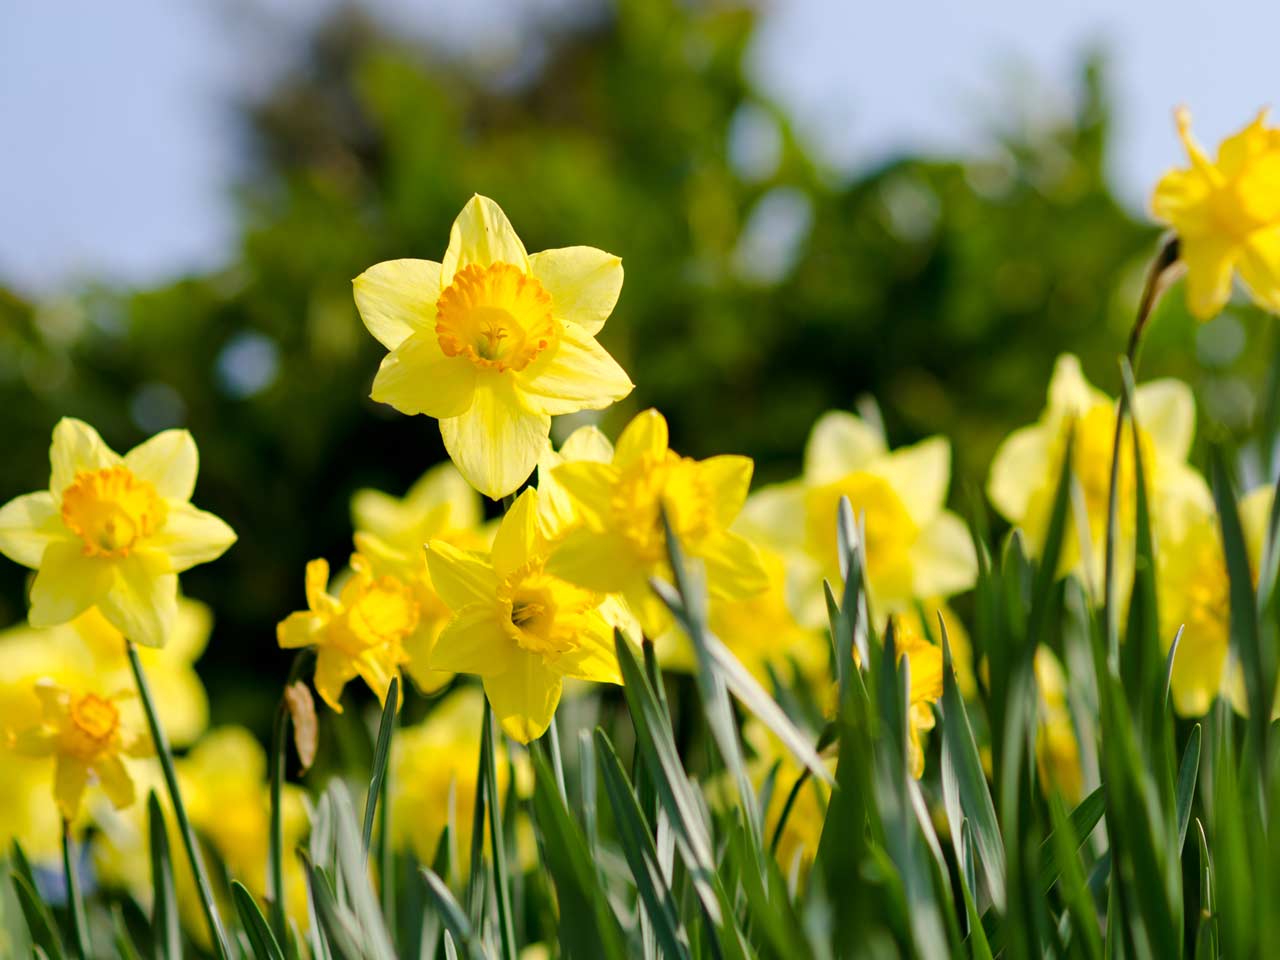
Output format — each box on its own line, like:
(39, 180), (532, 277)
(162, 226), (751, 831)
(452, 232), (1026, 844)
(276, 554), (414, 711)
(8, 679), (150, 820)
(355, 195), (634, 499)
(390, 686), (531, 867)
(1152, 108), (1280, 319)
(1033, 648), (1084, 803)
(987, 354), (1210, 595)
(1158, 485), (1272, 716)
(743, 411), (975, 622)
(547, 409), (768, 637)
(536, 425), (616, 541)
(0, 418), (236, 648)
(890, 617), (944, 780)
(352, 462), (492, 694)
(425, 488), (619, 742)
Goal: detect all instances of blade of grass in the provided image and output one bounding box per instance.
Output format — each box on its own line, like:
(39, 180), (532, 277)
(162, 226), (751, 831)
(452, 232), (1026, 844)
(421, 868), (485, 960)
(232, 881), (286, 960)
(61, 824), (89, 960)
(148, 791), (181, 960)
(270, 651), (313, 943)
(1176, 724), (1202, 852)
(363, 676), (399, 855)
(482, 699), (518, 960)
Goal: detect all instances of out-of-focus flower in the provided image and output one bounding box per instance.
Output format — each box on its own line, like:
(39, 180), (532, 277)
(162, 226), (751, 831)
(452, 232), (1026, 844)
(743, 719), (831, 876)
(276, 555), (413, 712)
(0, 419), (235, 648)
(9, 679), (150, 820)
(1034, 648), (1084, 803)
(987, 355), (1209, 595)
(1158, 486), (1273, 716)
(549, 409), (768, 637)
(390, 686), (530, 868)
(352, 463), (491, 694)
(94, 728), (309, 944)
(354, 195), (634, 499)
(1152, 108), (1280, 319)
(743, 411), (975, 622)
(426, 489), (619, 742)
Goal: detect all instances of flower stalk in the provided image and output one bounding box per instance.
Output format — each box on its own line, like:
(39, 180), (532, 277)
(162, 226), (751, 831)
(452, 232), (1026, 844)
(62, 820), (90, 959)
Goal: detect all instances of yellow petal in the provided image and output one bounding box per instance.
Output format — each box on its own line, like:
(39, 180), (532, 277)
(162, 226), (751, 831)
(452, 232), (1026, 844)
(491, 488), (540, 579)
(50, 418), (120, 496)
(431, 604), (513, 675)
(1133, 379), (1196, 462)
(1151, 166), (1212, 231)
(96, 754), (136, 809)
(559, 425), (614, 463)
(407, 462), (483, 530)
(699, 456), (753, 527)
(355, 650), (404, 708)
(123, 429), (198, 501)
(277, 610), (326, 650)
(10, 727), (57, 756)
(1238, 226), (1280, 313)
(439, 378), (549, 500)
(516, 325), (633, 416)
(698, 531), (769, 600)
(551, 461), (620, 529)
(613, 409), (669, 468)
(441, 195), (529, 285)
(986, 425), (1050, 524)
(151, 502), (237, 572)
(371, 331), (478, 418)
(910, 513), (977, 600)
(305, 558), (331, 610)
(402, 623), (454, 695)
(425, 540), (499, 610)
(1046, 354), (1104, 420)
(735, 483), (807, 553)
(546, 528), (640, 594)
(136, 659), (208, 747)
(866, 436), (950, 528)
(483, 655), (562, 743)
(554, 613), (621, 683)
(803, 412), (884, 485)
(1181, 234), (1238, 321)
(0, 491), (64, 568)
(1240, 486), (1275, 564)
(528, 246), (624, 336)
(54, 756), (90, 820)
(313, 648), (359, 712)
(29, 541), (114, 628)
(98, 551), (179, 648)
(354, 258), (443, 350)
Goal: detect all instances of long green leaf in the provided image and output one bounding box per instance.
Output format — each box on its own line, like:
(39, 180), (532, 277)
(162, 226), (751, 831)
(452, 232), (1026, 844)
(148, 791), (182, 960)
(362, 676), (398, 854)
(420, 869), (485, 960)
(10, 872), (64, 960)
(232, 881), (286, 960)
(1176, 724), (1202, 852)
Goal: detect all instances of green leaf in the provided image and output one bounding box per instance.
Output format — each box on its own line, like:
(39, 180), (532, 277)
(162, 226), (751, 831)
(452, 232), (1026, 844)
(232, 881), (286, 960)
(302, 855), (365, 960)
(595, 730), (691, 960)
(111, 904), (144, 960)
(148, 791), (182, 960)
(10, 872), (64, 960)
(1194, 818), (1217, 960)
(1176, 724), (1202, 853)
(420, 869), (484, 960)
(362, 676), (399, 854)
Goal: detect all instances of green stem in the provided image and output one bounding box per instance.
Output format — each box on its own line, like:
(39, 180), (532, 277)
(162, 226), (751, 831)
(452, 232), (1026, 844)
(269, 650), (312, 945)
(127, 641), (231, 960)
(483, 699), (518, 960)
(62, 821), (90, 959)
(547, 713), (567, 803)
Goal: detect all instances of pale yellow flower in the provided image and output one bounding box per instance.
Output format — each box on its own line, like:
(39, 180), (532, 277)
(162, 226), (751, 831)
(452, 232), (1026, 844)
(891, 619), (944, 780)
(1152, 107), (1280, 319)
(355, 196), (634, 499)
(743, 411), (974, 622)
(0, 419), (236, 647)
(987, 355), (1210, 595)
(9, 679), (150, 820)
(426, 489), (620, 742)
(1034, 648), (1084, 803)
(548, 409), (768, 637)
(352, 462), (492, 694)
(276, 554), (414, 712)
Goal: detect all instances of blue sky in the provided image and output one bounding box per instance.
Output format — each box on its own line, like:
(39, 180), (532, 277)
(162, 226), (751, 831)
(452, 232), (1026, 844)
(1, 0), (1274, 294)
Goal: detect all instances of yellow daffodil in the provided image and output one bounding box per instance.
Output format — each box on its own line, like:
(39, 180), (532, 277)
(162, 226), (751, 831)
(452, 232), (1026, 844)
(1158, 486), (1272, 716)
(9, 679), (150, 820)
(390, 686), (532, 867)
(0, 419), (236, 648)
(987, 354), (1209, 595)
(743, 411), (975, 622)
(536, 425), (616, 542)
(891, 618), (944, 780)
(1033, 648), (1084, 803)
(355, 195), (634, 499)
(547, 409), (768, 637)
(94, 728), (309, 942)
(277, 554), (415, 712)
(1152, 108), (1280, 319)
(425, 489), (619, 742)
(352, 463), (492, 694)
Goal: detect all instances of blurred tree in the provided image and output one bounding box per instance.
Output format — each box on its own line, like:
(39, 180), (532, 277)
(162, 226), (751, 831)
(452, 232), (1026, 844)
(0, 0), (1271, 729)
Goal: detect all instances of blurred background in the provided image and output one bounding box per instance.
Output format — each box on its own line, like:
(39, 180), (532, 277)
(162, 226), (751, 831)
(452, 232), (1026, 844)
(2, 0), (1277, 732)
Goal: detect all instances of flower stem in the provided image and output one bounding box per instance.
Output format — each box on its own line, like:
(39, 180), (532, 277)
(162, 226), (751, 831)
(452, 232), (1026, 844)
(1125, 233), (1181, 371)
(547, 713), (567, 803)
(127, 641), (231, 960)
(483, 699), (518, 960)
(62, 821), (90, 959)
(269, 651), (311, 944)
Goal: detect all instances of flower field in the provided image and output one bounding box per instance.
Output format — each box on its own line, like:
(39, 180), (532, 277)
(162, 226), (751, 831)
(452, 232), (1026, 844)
(4, 32), (1280, 959)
